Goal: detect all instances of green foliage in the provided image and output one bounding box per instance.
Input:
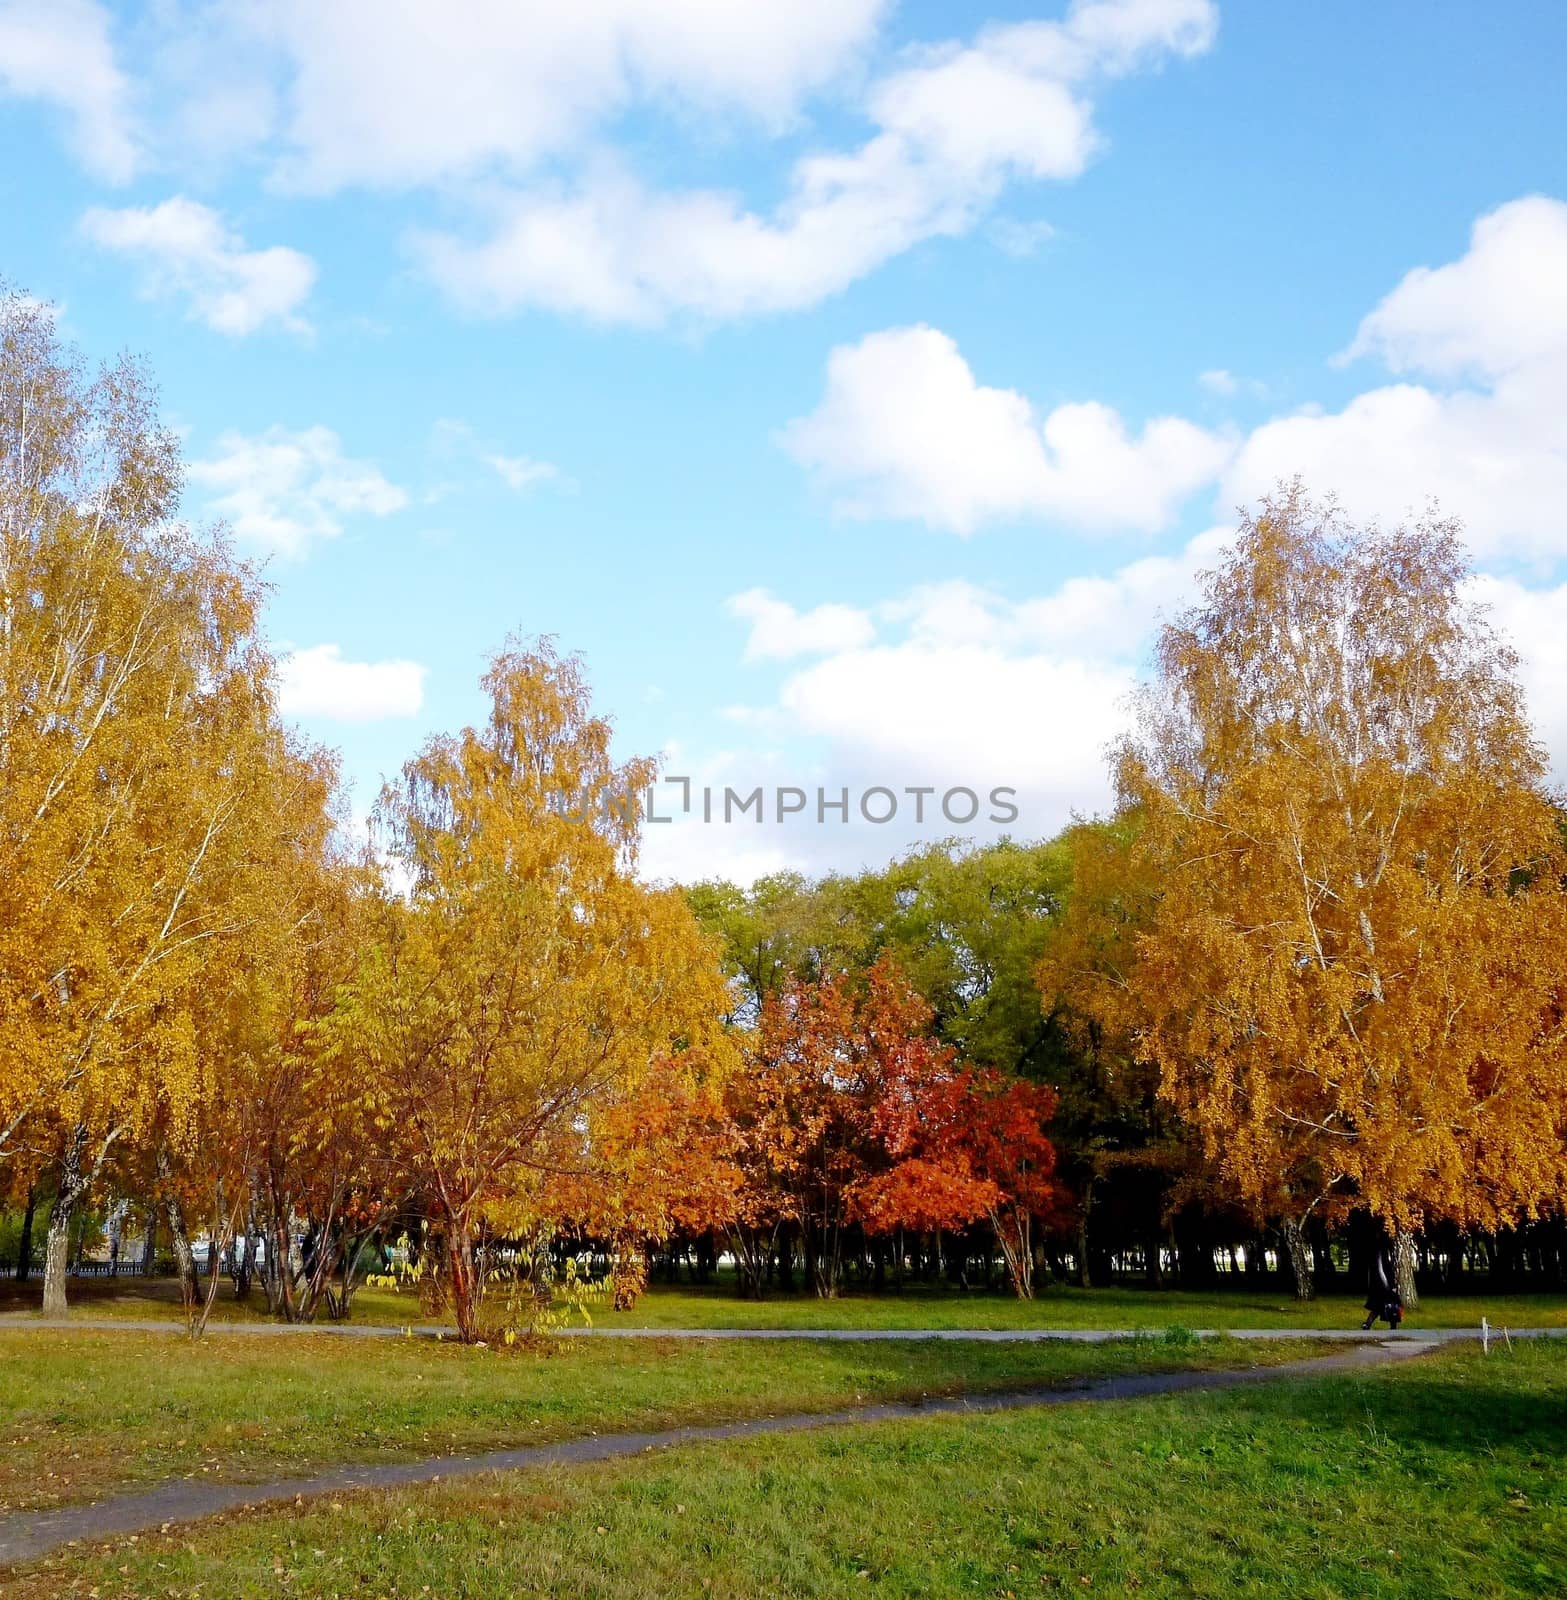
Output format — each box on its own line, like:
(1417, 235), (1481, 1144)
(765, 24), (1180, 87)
(368, 1232), (609, 1344)
(688, 835), (1073, 1076)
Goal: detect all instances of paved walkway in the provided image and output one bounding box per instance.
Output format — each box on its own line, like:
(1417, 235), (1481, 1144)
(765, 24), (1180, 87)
(1, 1315), (1563, 1342)
(0, 1340), (1430, 1569)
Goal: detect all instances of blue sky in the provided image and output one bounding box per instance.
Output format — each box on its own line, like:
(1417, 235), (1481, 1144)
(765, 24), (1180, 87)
(3, 0), (1565, 881)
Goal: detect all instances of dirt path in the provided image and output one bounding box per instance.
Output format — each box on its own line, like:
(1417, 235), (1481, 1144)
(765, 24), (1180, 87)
(0, 1340), (1430, 1569)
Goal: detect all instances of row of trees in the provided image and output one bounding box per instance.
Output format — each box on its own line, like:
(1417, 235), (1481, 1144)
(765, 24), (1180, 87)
(0, 290), (344, 1316)
(683, 489), (1567, 1300)
(4, 294), (1565, 1330)
(0, 295), (1067, 1337)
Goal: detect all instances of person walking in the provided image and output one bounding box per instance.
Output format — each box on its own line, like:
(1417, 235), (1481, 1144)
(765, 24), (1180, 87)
(1362, 1233), (1404, 1330)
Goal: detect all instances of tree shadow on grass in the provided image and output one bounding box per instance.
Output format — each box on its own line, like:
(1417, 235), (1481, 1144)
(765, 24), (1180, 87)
(1195, 1343), (1567, 1467)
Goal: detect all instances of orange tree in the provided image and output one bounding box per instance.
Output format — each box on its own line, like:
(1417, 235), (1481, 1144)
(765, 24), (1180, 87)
(338, 640), (732, 1341)
(1109, 485), (1567, 1295)
(219, 741), (401, 1325)
(542, 1050), (741, 1309)
(731, 956), (1060, 1298)
(726, 966), (867, 1298)
(850, 1059), (1060, 1298)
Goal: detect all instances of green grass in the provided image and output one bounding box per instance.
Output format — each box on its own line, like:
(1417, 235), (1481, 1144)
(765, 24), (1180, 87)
(606, 1278), (1567, 1332)
(0, 1275), (424, 1326)
(0, 1325), (1317, 1514)
(16, 1340), (1563, 1599)
(5, 1271), (1565, 1331)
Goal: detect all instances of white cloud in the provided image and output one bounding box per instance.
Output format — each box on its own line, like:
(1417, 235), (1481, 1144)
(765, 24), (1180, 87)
(725, 588), (877, 661)
(695, 545), (1224, 871)
(669, 416), (1567, 880)
(638, 781), (801, 888)
(782, 324), (1232, 534)
(188, 425), (407, 558)
(633, 742), (801, 887)
(1227, 197), (1567, 563)
(487, 453), (559, 492)
(988, 217), (1056, 258)
(889, 528), (1231, 659)
(787, 197), (1567, 555)
(259, 0), (889, 193)
(1198, 368), (1268, 400)
(659, 547), (1567, 885)
(777, 639), (1130, 821)
(1225, 381), (1567, 564)
(415, 1), (1217, 323)
(5, 1), (1214, 327)
(80, 197), (316, 336)
(429, 421), (562, 495)
(645, 561), (1176, 881)
(278, 644), (427, 722)
(695, 526), (1567, 878)
(1339, 196), (1567, 382)
(1466, 573), (1567, 787)
(639, 820), (798, 890)
(0, 0), (137, 181)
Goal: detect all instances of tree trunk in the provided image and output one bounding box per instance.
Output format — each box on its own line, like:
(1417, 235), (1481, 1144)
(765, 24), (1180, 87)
(1279, 1217), (1314, 1302)
(154, 1147), (199, 1308)
(1394, 1230), (1420, 1310)
(993, 1208), (1034, 1299)
(447, 1224), (482, 1342)
(1244, 1234), (1270, 1282)
(1073, 1180), (1097, 1289)
(1308, 1217), (1338, 1294)
(1142, 1215), (1163, 1289)
(813, 1237), (843, 1298)
(261, 1217), (294, 1319)
(42, 1128), (91, 1316)
(234, 1221), (255, 1299)
(730, 1225), (769, 1299)
(1440, 1225), (1465, 1292)
(14, 1187), (36, 1282)
(42, 1197), (75, 1316)
(164, 1196), (198, 1307)
(1174, 1209), (1218, 1290)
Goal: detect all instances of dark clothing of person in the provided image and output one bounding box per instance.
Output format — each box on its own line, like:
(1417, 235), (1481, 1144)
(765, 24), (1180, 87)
(1364, 1242), (1396, 1311)
(1363, 1239), (1403, 1329)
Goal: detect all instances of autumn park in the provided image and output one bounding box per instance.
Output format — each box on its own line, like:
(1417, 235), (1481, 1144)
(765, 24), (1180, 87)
(4, 6), (1567, 1593)
(2, 285), (1566, 1594)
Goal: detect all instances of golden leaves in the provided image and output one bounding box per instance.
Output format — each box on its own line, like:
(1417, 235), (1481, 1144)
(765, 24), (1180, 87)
(1108, 484), (1567, 1230)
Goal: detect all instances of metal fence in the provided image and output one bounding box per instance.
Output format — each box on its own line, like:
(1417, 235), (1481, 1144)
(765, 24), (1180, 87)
(0, 1257), (182, 1278)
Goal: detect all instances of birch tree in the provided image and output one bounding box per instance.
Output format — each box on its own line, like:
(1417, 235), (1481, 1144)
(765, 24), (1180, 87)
(1116, 485), (1567, 1293)
(0, 290), (277, 1313)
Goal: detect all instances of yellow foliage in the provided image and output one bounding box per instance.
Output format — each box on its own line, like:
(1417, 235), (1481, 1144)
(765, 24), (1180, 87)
(337, 639), (733, 1339)
(0, 291), (279, 1191)
(1110, 486), (1567, 1231)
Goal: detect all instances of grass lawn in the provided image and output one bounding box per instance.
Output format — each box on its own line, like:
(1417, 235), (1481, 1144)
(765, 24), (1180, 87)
(0, 1276), (423, 1327)
(0, 1326), (1320, 1514)
(5, 1271), (1565, 1332)
(606, 1277), (1567, 1332)
(10, 1339), (1563, 1598)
